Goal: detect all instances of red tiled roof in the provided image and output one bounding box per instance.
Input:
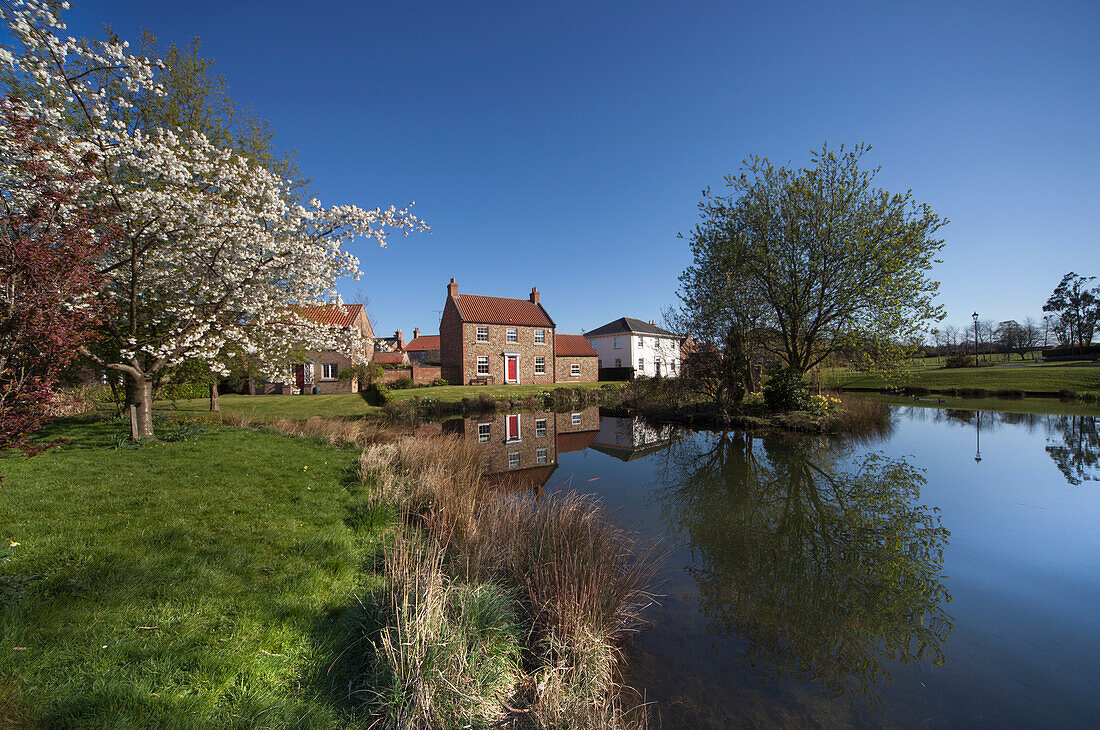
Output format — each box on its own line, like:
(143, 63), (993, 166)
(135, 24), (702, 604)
(555, 334), (597, 357)
(298, 304), (364, 329)
(556, 430), (597, 454)
(454, 294), (554, 327)
(373, 351), (406, 364)
(405, 335), (440, 352)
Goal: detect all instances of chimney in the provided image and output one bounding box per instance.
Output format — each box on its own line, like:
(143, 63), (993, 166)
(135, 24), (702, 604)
(530, 287), (540, 305)
(447, 277), (459, 299)
(395, 330), (404, 349)
(413, 327), (421, 339)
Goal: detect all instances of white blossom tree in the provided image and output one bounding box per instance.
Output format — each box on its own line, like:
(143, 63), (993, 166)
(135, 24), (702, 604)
(1, 1), (427, 437)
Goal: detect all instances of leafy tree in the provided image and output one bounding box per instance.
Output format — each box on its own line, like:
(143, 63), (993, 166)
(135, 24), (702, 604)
(1, 4), (427, 438)
(654, 432), (953, 700)
(0, 100), (107, 456)
(676, 143), (946, 387)
(1043, 272), (1099, 352)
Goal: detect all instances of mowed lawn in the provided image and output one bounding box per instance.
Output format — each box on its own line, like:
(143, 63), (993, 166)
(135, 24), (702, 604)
(162, 381), (620, 421)
(825, 362), (1100, 393)
(0, 420), (392, 728)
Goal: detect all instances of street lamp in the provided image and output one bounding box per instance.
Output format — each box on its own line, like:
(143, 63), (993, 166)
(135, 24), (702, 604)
(972, 312), (980, 367)
(974, 411), (982, 463)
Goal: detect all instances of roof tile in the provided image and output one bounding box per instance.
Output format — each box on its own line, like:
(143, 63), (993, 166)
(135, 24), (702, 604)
(405, 335), (440, 351)
(454, 294), (554, 327)
(555, 334), (597, 357)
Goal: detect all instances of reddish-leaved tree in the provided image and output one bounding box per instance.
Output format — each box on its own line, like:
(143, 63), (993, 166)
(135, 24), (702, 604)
(1, 102), (109, 456)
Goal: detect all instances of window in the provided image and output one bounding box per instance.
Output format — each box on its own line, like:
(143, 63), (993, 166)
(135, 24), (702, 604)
(534, 329), (545, 344)
(476, 355), (489, 375)
(571, 412), (581, 426)
(476, 326), (489, 342)
(671, 360), (677, 374)
(638, 336), (645, 347)
(613, 337), (621, 349)
(570, 363), (580, 376)
(638, 358), (644, 373)
(506, 414), (520, 442)
(321, 363), (338, 379)
(534, 356), (546, 375)
(508, 452), (520, 469)
(536, 448), (548, 464)
(614, 358), (621, 367)
(535, 418), (547, 438)
(506, 328), (518, 343)
(478, 423), (491, 443)
(598, 359), (602, 368)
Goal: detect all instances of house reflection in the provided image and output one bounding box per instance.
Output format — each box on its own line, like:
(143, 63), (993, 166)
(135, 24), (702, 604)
(590, 415), (679, 461)
(443, 406), (600, 495)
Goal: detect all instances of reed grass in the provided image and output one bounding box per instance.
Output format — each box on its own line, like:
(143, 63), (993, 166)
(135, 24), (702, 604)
(357, 436), (659, 728)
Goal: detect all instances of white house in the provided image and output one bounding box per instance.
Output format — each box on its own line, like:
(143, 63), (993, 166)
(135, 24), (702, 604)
(583, 317), (682, 378)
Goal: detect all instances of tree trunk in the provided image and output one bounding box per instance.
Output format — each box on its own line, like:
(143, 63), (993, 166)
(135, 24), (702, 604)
(248, 372), (256, 396)
(210, 382), (220, 412)
(124, 371), (155, 440)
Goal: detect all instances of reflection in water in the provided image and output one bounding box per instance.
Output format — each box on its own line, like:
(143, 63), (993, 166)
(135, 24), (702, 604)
(902, 407), (1100, 486)
(443, 406), (601, 493)
(590, 415), (679, 461)
(654, 431), (954, 701)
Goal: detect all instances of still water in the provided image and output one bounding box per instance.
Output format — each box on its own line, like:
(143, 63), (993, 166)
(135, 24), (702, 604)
(447, 406), (1100, 728)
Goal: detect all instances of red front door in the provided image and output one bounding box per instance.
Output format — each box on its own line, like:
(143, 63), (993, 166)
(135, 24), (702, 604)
(506, 355), (518, 383)
(294, 365), (305, 389)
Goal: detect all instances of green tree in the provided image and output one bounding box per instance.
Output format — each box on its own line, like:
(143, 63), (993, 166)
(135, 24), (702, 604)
(1043, 272), (1098, 352)
(677, 143), (947, 386)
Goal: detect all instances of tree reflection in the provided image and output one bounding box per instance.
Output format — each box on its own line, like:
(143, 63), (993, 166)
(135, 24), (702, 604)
(1045, 415), (1099, 485)
(656, 432), (953, 701)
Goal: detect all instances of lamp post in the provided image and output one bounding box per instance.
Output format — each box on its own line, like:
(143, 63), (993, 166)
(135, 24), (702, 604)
(974, 411), (982, 463)
(972, 312), (980, 367)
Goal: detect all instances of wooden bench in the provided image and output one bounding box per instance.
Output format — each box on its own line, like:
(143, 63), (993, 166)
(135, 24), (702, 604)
(469, 375), (496, 386)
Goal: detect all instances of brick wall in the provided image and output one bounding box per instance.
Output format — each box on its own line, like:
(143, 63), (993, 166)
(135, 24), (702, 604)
(553, 355), (598, 383)
(440, 298), (465, 385)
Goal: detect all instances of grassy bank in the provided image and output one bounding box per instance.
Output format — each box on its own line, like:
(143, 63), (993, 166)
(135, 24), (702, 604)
(147, 382), (622, 422)
(0, 418), (391, 728)
(823, 362), (1100, 394)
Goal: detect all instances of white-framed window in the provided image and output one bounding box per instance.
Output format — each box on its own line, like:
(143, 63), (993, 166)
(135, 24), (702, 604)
(534, 356), (546, 375)
(535, 418), (547, 438)
(570, 363), (580, 377)
(613, 337), (621, 349)
(638, 336), (645, 347)
(476, 355), (489, 375)
(476, 326), (489, 342)
(571, 412), (581, 426)
(506, 328), (518, 343)
(536, 448), (548, 464)
(534, 329), (545, 344)
(478, 423), (491, 443)
(614, 358), (621, 367)
(508, 452), (520, 469)
(322, 363), (338, 379)
(638, 358), (644, 373)
(506, 414), (521, 442)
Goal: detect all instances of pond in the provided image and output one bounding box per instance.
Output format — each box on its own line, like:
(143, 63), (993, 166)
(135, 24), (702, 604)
(444, 405), (1100, 727)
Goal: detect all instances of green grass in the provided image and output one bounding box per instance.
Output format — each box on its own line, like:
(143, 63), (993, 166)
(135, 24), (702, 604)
(158, 381), (620, 422)
(0, 419), (395, 728)
(825, 362), (1100, 394)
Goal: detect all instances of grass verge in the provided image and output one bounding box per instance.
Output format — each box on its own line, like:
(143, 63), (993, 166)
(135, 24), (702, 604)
(0, 418), (393, 728)
(824, 362), (1100, 394)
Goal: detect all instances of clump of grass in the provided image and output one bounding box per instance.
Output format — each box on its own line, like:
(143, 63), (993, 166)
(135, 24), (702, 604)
(823, 392), (893, 435)
(267, 416), (393, 449)
(358, 437), (659, 728)
(1080, 391), (1100, 405)
(366, 533), (524, 728)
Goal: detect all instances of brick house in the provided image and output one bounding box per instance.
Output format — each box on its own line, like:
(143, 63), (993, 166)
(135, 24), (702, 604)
(439, 278), (597, 385)
(404, 328), (441, 365)
(275, 304), (374, 394)
(554, 334), (599, 382)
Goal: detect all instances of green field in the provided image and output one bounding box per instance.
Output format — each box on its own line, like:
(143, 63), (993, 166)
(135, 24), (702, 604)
(825, 362), (1100, 394)
(160, 381), (620, 421)
(0, 420), (391, 727)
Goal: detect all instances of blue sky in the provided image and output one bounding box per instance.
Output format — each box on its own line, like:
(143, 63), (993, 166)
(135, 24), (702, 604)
(66, 1), (1098, 338)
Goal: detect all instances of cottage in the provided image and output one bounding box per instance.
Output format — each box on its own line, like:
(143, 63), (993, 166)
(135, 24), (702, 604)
(274, 304), (373, 394)
(439, 278), (596, 385)
(584, 317), (682, 378)
(404, 328), (441, 365)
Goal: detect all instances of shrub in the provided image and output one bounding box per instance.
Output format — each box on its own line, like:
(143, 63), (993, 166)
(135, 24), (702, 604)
(956, 388), (987, 398)
(992, 389), (1025, 399)
(1079, 391), (1100, 404)
(763, 369), (814, 411)
(388, 377), (415, 390)
(1058, 389), (1078, 401)
(364, 382), (391, 406)
(159, 381), (209, 400)
(942, 354), (974, 368)
(430, 378), (449, 387)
